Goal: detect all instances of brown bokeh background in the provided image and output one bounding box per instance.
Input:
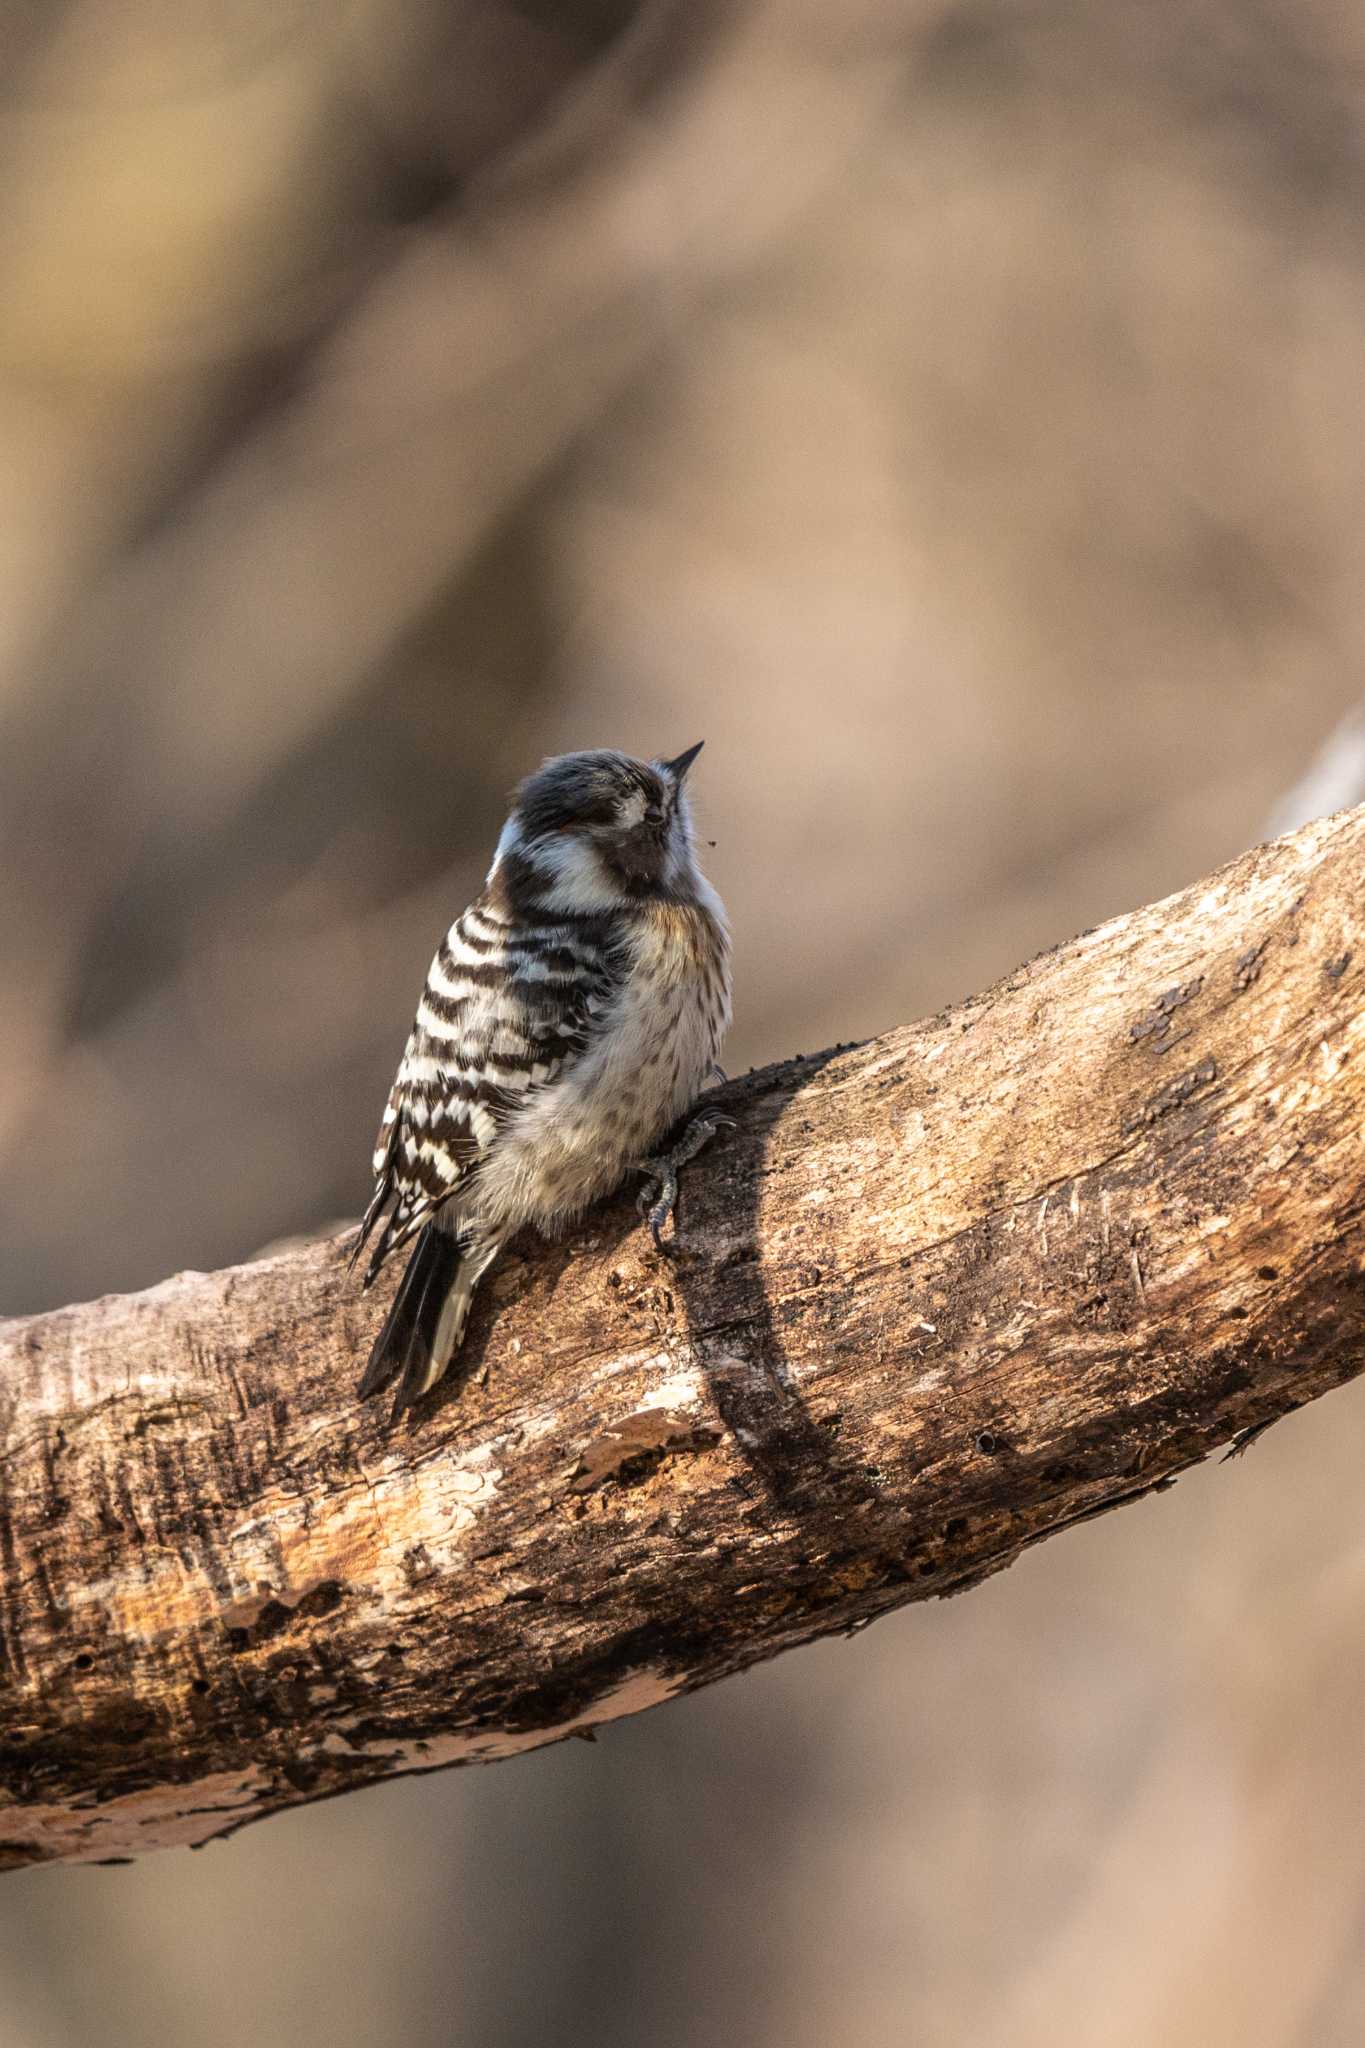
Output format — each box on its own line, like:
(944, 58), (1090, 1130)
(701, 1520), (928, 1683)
(2, 2), (1364, 2042)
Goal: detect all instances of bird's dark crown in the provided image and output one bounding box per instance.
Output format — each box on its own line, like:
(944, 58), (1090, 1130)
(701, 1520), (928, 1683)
(514, 749), (668, 838)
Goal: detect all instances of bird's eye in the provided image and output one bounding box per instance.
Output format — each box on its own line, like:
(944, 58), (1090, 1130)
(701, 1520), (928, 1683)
(645, 803), (664, 824)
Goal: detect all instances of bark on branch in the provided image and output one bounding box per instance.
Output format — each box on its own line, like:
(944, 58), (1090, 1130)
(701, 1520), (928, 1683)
(3, 809), (1364, 1870)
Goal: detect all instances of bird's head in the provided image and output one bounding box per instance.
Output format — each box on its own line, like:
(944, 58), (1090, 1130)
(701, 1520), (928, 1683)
(489, 743), (708, 913)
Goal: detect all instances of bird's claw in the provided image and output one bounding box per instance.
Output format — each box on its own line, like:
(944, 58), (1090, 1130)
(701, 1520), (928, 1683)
(632, 1112), (735, 1254)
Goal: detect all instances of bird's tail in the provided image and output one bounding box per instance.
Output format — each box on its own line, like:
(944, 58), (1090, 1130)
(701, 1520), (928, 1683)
(357, 1223), (493, 1417)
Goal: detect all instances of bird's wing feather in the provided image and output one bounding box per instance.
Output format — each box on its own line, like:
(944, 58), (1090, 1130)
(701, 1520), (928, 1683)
(352, 899), (620, 1284)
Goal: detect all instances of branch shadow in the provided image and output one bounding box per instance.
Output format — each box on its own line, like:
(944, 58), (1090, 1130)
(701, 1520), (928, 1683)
(659, 1049), (890, 1529)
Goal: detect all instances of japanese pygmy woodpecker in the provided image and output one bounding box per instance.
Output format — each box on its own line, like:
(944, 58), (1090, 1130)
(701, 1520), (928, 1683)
(353, 744), (731, 1415)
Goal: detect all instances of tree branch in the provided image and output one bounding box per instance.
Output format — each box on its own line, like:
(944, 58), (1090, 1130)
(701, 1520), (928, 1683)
(2, 807), (1363, 1870)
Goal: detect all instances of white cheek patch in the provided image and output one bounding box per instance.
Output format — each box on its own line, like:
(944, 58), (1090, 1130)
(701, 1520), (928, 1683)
(535, 833), (620, 912)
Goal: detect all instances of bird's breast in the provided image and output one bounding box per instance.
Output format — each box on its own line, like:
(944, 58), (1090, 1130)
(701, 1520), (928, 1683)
(471, 894), (730, 1232)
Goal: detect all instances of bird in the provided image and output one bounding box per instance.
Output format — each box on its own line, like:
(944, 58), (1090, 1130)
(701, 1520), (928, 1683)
(351, 743), (732, 1417)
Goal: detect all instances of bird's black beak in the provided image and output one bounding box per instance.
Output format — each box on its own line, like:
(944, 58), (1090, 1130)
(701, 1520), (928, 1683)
(663, 740), (704, 782)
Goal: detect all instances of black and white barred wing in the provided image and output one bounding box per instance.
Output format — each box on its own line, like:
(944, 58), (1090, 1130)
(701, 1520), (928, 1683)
(352, 897), (617, 1285)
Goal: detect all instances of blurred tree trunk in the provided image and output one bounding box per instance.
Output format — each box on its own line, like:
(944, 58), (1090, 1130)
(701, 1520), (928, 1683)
(1, 803), (1362, 1870)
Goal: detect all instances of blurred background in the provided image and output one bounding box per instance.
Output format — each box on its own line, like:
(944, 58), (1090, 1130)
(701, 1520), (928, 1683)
(2, 0), (1365, 2041)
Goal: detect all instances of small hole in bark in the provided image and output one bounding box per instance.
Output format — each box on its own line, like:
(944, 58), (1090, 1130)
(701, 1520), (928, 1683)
(191, 1679), (209, 1695)
(1258, 1266), (1279, 1282)
(73, 1653), (94, 1671)
(944, 1516), (968, 1541)
(975, 1430), (999, 1455)
(1226, 1306), (1249, 1321)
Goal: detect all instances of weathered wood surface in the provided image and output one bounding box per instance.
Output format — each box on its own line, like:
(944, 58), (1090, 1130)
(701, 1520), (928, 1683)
(1, 807), (1363, 1869)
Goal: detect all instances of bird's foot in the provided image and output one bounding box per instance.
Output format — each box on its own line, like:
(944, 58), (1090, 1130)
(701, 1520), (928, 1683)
(632, 1113), (735, 1254)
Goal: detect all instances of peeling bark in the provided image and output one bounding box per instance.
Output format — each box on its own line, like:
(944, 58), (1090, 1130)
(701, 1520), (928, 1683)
(2, 808), (1364, 1870)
